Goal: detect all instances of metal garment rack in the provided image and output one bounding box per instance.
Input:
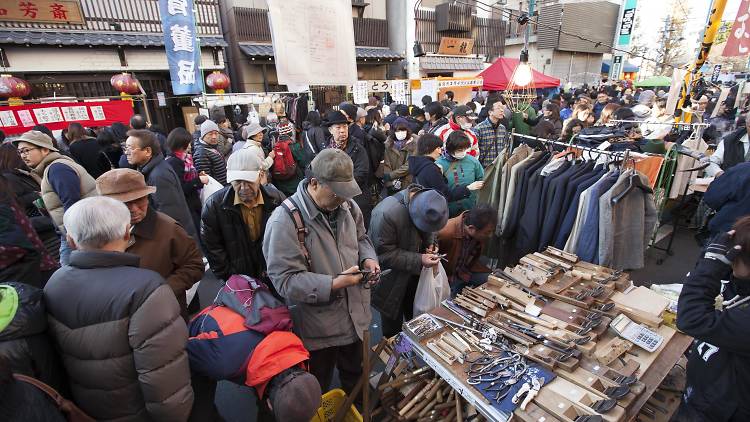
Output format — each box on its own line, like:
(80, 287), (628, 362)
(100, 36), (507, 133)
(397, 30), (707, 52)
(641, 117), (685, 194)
(509, 132), (678, 262)
(610, 119), (710, 128)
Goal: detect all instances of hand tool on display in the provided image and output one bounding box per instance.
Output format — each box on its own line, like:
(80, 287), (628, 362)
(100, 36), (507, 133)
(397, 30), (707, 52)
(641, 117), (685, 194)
(555, 367), (633, 408)
(490, 271), (549, 303)
(532, 252), (574, 271)
(378, 366), (432, 391)
(468, 285), (512, 308)
(594, 337), (633, 366)
(544, 246), (579, 263)
(508, 265), (549, 287)
(404, 313), (444, 338)
(427, 340), (457, 365)
(512, 376), (543, 410)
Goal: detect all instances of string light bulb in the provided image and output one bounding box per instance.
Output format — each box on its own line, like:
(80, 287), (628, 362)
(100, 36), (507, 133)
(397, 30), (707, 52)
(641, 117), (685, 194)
(512, 54), (533, 87)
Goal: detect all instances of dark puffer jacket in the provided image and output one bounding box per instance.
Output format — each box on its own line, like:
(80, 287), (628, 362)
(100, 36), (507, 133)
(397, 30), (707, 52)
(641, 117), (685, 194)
(0, 282), (67, 393)
(201, 184), (286, 282)
(44, 251), (193, 422)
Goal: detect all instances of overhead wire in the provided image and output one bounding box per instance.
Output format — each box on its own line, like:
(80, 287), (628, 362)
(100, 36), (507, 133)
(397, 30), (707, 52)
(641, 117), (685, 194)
(448, 0), (687, 71)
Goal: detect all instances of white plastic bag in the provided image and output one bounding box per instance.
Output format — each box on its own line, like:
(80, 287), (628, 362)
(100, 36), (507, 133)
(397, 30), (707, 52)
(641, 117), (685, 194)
(413, 263), (450, 317)
(200, 175), (223, 205)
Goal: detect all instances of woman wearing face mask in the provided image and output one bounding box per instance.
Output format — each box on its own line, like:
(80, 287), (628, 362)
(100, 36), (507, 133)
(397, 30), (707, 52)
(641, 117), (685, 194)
(378, 119), (415, 196)
(436, 131), (484, 216)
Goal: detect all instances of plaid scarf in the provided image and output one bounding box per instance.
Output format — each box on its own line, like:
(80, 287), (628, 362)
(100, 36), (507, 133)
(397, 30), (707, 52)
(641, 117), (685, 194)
(173, 150), (198, 182)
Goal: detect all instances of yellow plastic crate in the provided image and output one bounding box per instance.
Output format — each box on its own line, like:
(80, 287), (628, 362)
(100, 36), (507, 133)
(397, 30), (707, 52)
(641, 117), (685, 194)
(311, 388), (363, 422)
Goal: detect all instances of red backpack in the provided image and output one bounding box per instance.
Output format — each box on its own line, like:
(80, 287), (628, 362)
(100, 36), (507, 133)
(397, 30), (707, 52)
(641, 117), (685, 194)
(271, 139), (298, 180)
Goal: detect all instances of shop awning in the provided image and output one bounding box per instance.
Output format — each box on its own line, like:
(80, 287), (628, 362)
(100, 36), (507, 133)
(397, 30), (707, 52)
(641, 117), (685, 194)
(0, 30), (227, 47)
(601, 60), (640, 74)
(238, 44), (403, 60)
(420, 55), (485, 71)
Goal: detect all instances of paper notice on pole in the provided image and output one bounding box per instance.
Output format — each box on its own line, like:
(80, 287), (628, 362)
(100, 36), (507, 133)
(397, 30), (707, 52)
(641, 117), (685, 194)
(666, 69), (686, 115)
(410, 79), (438, 106)
(267, 0), (357, 86)
(17, 110), (35, 127)
(391, 80), (408, 103)
(0, 110), (17, 127)
(353, 81), (369, 104)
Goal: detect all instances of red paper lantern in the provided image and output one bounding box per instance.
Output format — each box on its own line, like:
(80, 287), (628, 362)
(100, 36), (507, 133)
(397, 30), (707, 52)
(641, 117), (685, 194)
(110, 72), (140, 96)
(206, 71), (230, 94)
(0, 74), (31, 99)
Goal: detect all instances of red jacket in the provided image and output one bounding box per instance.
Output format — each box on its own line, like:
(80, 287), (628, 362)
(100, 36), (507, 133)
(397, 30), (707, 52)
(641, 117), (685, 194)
(434, 120), (479, 157)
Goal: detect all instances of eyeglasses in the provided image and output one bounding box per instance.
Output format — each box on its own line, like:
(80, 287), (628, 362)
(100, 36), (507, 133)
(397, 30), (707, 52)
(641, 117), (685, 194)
(124, 145), (143, 152)
(17, 147), (39, 156)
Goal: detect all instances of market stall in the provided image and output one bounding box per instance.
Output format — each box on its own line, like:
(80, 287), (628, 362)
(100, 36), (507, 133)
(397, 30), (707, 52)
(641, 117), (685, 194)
(410, 77), (484, 106)
(371, 247), (691, 421)
(479, 57), (561, 91)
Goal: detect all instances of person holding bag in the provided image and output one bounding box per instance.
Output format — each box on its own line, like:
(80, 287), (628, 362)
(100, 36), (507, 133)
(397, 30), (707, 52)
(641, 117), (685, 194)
(370, 186), (449, 338)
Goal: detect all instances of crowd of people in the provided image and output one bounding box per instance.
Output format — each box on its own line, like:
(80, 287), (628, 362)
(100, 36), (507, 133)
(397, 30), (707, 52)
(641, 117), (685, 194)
(2, 78), (750, 421)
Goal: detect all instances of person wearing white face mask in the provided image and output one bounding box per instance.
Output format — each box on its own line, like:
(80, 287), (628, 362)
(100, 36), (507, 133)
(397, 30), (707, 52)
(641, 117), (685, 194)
(377, 118), (415, 196)
(435, 131), (484, 216)
(434, 105), (480, 157)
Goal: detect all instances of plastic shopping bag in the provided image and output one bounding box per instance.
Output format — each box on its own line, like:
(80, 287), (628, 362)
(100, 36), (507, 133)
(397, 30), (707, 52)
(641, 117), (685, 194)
(413, 263), (449, 317)
(200, 175), (223, 205)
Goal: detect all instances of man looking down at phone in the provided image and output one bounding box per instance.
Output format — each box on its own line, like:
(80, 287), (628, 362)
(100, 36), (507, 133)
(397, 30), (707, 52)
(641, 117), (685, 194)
(262, 148), (379, 399)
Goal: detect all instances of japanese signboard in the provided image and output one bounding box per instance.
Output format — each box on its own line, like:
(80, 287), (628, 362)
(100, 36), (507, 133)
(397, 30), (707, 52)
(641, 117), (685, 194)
(710, 64), (722, 84)
(0, 0), (84, 24)
(437, 37), (475, 56)
(0, 100), (134, 135)
(158, 0), (203, 95)
(723, 0), (750, 57)
(617, 0), (638, 46)
(436, 77), (483, 88)
(610, 55), (623, 80)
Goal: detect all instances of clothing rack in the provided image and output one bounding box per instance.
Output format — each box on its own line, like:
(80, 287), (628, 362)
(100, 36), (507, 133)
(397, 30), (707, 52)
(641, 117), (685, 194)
(511, 132), (680, 262)
(611, 119), (710, 128)
(510, 132), (659, 159)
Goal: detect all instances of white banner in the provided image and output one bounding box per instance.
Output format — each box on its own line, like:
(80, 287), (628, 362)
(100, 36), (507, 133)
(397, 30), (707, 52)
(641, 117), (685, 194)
(267, 0), (357, 86)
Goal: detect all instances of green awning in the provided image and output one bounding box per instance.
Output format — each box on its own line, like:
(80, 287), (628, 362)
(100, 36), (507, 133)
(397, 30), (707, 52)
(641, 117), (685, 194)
(634, 75), (672, 87)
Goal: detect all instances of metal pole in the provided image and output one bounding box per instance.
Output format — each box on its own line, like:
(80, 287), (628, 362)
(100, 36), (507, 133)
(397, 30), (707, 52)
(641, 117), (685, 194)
(675, 0), (728, 121)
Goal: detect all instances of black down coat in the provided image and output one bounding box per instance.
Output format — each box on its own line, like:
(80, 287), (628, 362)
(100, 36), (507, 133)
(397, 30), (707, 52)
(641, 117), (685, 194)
(0, 282), (67, 393)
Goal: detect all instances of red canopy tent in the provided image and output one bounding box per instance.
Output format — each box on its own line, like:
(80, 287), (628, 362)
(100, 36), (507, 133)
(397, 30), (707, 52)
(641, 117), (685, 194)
(479, 57), (560, 91)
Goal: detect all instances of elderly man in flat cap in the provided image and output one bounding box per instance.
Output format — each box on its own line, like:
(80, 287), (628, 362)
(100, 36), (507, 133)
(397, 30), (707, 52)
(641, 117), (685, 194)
(96, 168), (204, 319)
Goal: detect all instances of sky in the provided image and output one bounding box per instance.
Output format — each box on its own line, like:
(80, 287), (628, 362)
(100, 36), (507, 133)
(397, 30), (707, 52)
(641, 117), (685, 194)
(632, 0), (743, 73)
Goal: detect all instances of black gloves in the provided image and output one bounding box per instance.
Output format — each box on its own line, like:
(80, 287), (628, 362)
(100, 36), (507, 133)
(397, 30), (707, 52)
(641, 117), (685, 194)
(704, 231), (742, 266)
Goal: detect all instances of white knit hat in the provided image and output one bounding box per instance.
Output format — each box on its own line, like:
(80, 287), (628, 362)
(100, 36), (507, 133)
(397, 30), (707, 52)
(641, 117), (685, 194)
(226, 149), (263, 183)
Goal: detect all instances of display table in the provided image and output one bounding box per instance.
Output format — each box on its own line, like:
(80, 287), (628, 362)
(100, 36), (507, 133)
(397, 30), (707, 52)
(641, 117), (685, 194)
(388, 247), (693, 422)
(402, 305), (691, 421)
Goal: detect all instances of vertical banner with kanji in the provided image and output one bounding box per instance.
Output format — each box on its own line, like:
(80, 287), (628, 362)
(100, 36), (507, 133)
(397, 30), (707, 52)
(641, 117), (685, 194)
(723, 0), (750, 57)
(158, 0), (203, 95)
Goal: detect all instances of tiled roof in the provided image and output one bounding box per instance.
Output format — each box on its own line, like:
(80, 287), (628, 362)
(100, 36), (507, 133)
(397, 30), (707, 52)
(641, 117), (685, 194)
(239, 43), (403, 60)
(420, 55), (485, 71)
(0, 30), (227, 47)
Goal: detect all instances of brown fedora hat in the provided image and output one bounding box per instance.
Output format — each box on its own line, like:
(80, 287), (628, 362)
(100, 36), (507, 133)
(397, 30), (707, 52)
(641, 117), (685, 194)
(96, 168), (156, 202)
